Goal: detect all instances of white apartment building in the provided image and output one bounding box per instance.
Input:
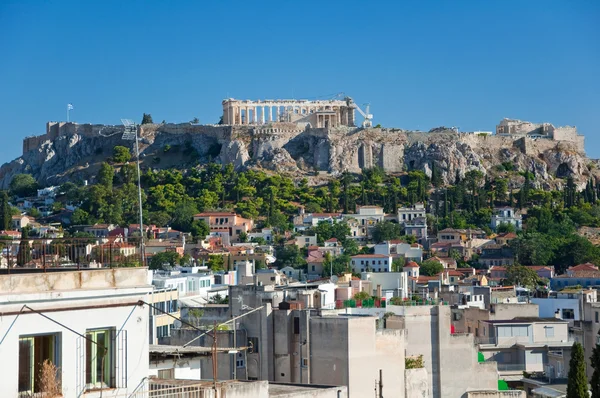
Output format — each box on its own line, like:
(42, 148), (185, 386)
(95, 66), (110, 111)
(374, 241), (424, 262)
(0, 268), (152, 398)
(397, 203), (426, 224)
(490, 207), (523, 231)
(350, 254), (392, 273)
(343, 206), (385, 241)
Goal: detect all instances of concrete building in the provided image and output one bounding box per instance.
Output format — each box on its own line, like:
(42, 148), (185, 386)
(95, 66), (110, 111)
(222, 97), (356, 127)
(374, 241), (423, 262)
(531, 289), (596, 325)
(294, 235), (318, 248)
(193, 211), (254, 243)
(385, 304), (499, 398)
(404, 216), (428, 240)
(0, 268), (152, 398)
(453, 303), (539, 338)
(149, 287), (180, 343)
(350, 254), (392, 273)
(342, 206), (385, 241)
(361, 271), (409, 299)
(478, 317), (572, 378)
(490, 207), (523, 231)
(397, 203), (426, 223)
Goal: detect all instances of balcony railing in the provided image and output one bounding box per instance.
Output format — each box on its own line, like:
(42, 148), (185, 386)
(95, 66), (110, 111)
(113, 379), (232, 398)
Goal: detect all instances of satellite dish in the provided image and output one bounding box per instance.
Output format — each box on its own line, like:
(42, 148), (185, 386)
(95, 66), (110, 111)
(331, 275), (339, 284)
(173, 320), (182, 329)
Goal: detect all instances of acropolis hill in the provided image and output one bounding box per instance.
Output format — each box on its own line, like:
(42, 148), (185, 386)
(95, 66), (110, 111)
(0, 97), (595, 189)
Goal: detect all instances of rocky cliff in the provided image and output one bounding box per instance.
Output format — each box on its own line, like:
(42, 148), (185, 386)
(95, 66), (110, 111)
(1, 122), (595, 189)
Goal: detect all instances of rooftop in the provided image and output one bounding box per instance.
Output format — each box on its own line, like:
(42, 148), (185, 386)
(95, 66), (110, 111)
(485, 317), (568, 324)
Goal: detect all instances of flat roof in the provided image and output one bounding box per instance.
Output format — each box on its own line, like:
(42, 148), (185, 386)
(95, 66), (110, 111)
(268, 382), (345, 396)
(485, 317), (567, 324)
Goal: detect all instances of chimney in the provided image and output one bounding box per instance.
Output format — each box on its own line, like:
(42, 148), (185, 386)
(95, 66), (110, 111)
(376, 284), (382, 298)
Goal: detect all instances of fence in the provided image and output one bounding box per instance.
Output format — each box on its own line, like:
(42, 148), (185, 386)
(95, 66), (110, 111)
(0, 238), (144, 271)
(334, 298), (448, 309)
(113, 379), (245, 398)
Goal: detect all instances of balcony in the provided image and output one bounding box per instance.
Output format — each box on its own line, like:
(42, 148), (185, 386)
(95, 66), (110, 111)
(115, 379), (255, 398)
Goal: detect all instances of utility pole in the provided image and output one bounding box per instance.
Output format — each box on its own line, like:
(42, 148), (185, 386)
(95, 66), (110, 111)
(212, 321), (218, 390)
(379, 369), (383, 398)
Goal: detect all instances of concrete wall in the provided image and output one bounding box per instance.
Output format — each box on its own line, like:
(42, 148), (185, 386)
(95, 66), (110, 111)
(464, 391), (525, 398)
(309, 316), (404, 398)
(386, 304), (498, 398)
(405, 368), (429, 398)
(531, 298), (580, 320)
(0, 279), (152, 398)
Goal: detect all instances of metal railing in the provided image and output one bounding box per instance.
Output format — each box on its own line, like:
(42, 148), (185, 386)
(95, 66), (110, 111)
(112, 379), (225, 398)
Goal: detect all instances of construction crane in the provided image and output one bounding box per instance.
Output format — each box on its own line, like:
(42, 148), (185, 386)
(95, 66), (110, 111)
(354, 102), (374, 128)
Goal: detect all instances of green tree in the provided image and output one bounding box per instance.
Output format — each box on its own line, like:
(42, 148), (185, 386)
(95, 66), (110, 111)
(141, 113), (153, 124)
(591, 330), (600, 398)
(207, 255), (225, 271)
(505, 265), (539, 289)
(496, 222), (516, 234)
(0, 191), (11, 230)
(392, 257), (405, 272)
(10, 174), (38, 197)
(112, 146), (132, 163)
(190, 219), (210, 239)
(420, 259), (443, 276)
(566, 341), (588, 398)
(371, 221), (402, 243)
(149, 251), (180, 270)
(98, 162), (114, 189)
(17, 226), (32, 266)
(354, 291), (371, 301)
(171, 201), (199, 232)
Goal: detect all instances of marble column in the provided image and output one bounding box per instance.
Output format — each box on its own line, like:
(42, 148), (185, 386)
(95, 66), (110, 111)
(238, 107), (242, 125)
(245, 107), (249, 125)
(268, 106), (273, 122)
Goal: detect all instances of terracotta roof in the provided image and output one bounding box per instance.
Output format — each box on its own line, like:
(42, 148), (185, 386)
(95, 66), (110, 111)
(490, 266), (507, 272)
(311, 213), (342, 217)
(325, 238), (338, 243)
(404, 261), (419, 268)
(440, 270), (463, 277)
(569, 263), (598, 272)
(194, 212), (237, 217)
(417, 276), (438, 283)
(556, 271), (600, 278)
(497, 232), (517, 239)
(351, 254), (390, 259)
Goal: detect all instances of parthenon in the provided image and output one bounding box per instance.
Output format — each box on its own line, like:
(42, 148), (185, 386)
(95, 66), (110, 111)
(222, 98), (356, 128)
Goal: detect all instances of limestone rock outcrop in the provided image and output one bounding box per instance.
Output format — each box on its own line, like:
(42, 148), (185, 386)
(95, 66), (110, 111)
(1, 123), (595, 189)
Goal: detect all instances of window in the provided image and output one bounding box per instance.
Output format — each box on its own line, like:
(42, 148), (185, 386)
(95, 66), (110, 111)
(311, 265), (315, 271)
(294, 317), (300, 335)
(158, 368), (175, 379)
(236, 352), (245, 368)
(545, 327), (554, 338)
(562, 309), (575, 320)
(86, 329), (115, 389)
(468, 326), (471, 333)
(19, 334), (61, 395)
(596, 312), (598, 323)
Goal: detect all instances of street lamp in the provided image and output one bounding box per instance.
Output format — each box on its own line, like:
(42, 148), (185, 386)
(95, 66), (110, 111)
(121, 119), (145, 267)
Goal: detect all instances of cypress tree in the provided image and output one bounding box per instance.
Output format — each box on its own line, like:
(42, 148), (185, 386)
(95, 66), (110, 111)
(591, 331), (600, 398)
(0, 191), (10, 231)
(17, 226), (32, 266)
(567, 341), (588, 398)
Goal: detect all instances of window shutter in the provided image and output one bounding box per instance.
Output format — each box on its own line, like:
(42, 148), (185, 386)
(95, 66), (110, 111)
(76, 336), (85, 395)
(113, 330), (128, 388)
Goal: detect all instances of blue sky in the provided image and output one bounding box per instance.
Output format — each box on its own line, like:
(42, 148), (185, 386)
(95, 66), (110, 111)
(0, 0), (598, 164)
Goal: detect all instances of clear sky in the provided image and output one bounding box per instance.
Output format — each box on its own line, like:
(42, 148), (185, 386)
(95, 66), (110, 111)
(0, 0), (598, 165)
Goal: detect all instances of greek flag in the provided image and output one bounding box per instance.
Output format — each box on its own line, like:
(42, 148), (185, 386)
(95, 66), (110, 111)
(67, 103), (74, 110)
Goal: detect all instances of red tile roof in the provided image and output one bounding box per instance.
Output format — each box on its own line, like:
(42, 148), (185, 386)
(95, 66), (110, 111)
(569, 263), (598, 272)
(404, 261), (419, 268)
(325, 238), (338, 243)
(194, 212), (237, 217)
(351, 254), (390, 259)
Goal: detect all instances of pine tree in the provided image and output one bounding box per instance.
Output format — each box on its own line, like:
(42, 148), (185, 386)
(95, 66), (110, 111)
(567, 341), (588, 398)
(591, 331), (600, 398)
(0, 191), (10, 231)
